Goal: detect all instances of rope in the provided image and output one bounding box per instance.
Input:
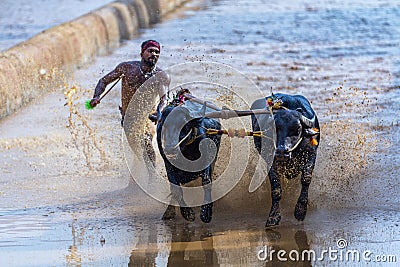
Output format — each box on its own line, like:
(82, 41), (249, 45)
(172, 128), (193, 149)
(205, 128), (268, 138)
(176, 126), (273, 148)
(287, 137), (303, 152)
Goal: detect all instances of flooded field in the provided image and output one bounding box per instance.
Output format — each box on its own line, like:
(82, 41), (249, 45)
(1, 0), (400, 266)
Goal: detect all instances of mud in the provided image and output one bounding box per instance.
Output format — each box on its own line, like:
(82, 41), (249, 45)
(1, 0), (400, 266)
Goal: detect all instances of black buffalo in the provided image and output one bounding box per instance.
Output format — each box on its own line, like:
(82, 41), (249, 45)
(251, 93), (320, 227)
(156, 102), (222, 223)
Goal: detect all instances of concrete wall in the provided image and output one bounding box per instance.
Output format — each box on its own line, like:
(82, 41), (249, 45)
(0, 0), (190, 119)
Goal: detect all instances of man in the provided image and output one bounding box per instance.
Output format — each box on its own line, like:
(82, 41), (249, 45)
(89, 40), (170, 162)
(89, 39), (170, 126)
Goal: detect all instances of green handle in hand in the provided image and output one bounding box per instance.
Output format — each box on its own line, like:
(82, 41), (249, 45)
(85, 75), (123, 110)
(85, 99), (95, 110)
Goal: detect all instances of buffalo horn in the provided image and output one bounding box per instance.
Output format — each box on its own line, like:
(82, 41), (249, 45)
(300, 115), (315, 128)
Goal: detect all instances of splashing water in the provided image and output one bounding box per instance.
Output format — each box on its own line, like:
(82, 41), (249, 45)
(64, 84), (108, 171)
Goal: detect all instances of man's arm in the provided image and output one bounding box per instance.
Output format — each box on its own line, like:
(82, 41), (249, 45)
(90, 64), (124, 107)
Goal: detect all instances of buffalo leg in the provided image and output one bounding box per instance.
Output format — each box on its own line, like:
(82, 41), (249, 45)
(162, 205), (176, 220)
(166, 173), (195, 222)
(266, 170), (282, 227)
(294, 167), (313, 221)
(200, 169), (213, 223)
(180, 207), (195, 222)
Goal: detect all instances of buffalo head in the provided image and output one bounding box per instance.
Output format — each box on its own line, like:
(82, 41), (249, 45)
(273, 108), (318, 162)
(157, 104), (212, 161)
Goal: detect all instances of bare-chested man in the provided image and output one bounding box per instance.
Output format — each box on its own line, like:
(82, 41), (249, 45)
(89, 40), (170, 162)
(89, 39), (170, 125)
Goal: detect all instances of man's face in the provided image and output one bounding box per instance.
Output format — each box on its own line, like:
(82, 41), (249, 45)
(141, 46), (160, 66)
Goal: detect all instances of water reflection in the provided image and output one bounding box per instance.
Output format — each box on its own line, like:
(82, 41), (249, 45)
(128, 222), (218, 266)
(65, 219), (82, 266)
(294, 230), (312, 267)
(166, 223), (218, 266)
(127, 216), (314, 266)
(260, 229), (312, 267)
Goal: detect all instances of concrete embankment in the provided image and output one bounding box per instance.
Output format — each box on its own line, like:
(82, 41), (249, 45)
(0, 0), (189, 119)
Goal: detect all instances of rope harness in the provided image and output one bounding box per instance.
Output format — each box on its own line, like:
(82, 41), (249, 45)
(206, 128), (265, 138)
(175, 126), (274, 149)
(167, 90), (319, 149)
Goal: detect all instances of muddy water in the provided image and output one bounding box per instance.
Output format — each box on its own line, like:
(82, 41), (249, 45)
(1, 0), (400, 266)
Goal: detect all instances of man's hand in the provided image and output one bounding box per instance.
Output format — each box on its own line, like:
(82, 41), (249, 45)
(90, 98), (100, 108)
